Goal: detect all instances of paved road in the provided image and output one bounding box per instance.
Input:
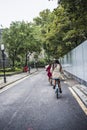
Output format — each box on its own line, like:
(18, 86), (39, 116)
(0, 70), (87, 130)
(0, 68), (36, 89)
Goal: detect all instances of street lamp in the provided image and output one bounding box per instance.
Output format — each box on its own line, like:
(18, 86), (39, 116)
(1, 44), (6, 83)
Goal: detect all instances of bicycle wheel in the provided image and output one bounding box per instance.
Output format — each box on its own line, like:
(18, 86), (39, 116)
(56, 88), (58, 99)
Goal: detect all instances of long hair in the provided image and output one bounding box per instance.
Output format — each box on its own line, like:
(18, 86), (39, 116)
(54, 60), (62, 72)
(55, 60), (60, 64)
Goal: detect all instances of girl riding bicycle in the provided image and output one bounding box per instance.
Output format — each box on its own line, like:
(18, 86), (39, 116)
(52, 60), (63, 93)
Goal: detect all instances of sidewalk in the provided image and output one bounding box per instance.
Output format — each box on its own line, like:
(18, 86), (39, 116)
(65, 78), (87, 107)
(0, 68), (37, 89)
(62, 71), (87, 108)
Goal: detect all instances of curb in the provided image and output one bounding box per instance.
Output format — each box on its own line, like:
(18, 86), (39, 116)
(63, 71), (87, 108)
(71, 85), (87, 107)
(0, 70), (37, 89)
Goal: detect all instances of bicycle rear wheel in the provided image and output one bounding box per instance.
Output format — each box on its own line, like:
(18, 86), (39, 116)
(56, 88), (58, 99)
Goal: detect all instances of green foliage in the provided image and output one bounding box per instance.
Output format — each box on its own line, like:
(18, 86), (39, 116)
(38, 59), (46, 67)
(2, 21), (42, 67)
(2, 0), (87, 66)
(46, 0), (87, 56)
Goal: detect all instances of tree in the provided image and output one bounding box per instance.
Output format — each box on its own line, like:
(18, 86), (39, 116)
(2, 21), (41, 67)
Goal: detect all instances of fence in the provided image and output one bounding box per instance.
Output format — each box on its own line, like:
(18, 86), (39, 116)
(61, 40), (87, 86)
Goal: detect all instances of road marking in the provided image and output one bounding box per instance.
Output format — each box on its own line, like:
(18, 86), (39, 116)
(0, 75), (30, 94)
(69, 87), (87, 115)
(0, 71), (39, 94)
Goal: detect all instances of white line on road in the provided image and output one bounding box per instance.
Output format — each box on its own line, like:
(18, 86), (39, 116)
(0, 75), (30, 94)
(0, 71), (39, 94)
(69, 87), (87, 116)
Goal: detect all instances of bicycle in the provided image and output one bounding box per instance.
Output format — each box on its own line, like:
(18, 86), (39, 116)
(52, 78), (62, 99)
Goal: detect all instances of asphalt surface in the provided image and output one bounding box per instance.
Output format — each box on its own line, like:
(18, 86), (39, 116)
(0, 70), (87, 130)
(0, 68), (37, 89)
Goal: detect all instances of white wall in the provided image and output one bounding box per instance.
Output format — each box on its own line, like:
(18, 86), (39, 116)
(61, 40), (87, 84)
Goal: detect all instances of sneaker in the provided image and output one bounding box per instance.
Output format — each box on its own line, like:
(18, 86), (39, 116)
(59, 88), (62, 93)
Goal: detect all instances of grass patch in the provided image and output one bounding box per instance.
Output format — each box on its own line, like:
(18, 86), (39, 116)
(0, 67), (23, 75)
